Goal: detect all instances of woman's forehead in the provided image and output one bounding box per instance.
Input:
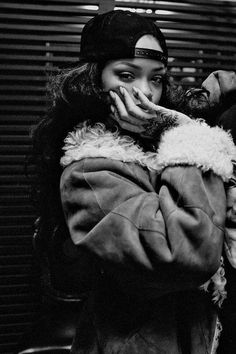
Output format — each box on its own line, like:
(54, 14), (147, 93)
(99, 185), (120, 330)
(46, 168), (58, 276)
(135, 35), (163, 52)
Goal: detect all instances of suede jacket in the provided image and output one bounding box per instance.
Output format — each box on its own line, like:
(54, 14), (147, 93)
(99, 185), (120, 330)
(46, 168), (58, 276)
(60, 120), (235, 354)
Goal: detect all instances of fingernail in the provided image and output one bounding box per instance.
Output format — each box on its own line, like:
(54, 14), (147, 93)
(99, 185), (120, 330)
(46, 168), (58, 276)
(133, 86), (139, 93)
(119, 86), (125, 95)
(109, 91), (116, 99)
(110, 105), (115, 113)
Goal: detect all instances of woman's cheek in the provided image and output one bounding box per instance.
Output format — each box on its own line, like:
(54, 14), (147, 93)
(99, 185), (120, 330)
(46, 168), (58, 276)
(153, 85), (163, 104)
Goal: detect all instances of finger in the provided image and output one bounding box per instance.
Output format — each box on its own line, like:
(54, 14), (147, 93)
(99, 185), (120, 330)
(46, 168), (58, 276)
(132, 87), (177, 120)
(110, 91), (150, 125)
(110, 105), (148, 128)
(109, 111), (119, 125)
(132, 87), (157, 111)
(109, 114), (145, 134)
(110, 90), (130, 120)
(118, 121), (145, 134)
(110, 105), (124, 124)
(119, 87), (148, 123)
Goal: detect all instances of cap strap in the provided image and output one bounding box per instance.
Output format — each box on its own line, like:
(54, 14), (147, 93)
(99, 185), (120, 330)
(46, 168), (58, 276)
(135, 48), (167, 64)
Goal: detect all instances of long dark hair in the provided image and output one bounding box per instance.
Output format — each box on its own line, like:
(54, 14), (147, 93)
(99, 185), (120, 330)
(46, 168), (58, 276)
(32, 62), (104, 223)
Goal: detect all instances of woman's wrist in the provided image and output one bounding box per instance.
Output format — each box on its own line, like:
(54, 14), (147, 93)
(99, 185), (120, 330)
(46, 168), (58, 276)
(140, 114), (177, 140)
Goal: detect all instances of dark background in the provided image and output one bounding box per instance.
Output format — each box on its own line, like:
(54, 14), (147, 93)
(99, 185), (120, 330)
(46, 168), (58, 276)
(0, 0), (236, 353)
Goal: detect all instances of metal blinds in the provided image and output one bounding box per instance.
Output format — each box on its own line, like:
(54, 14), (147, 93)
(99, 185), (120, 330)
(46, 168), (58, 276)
(0, 1), (106, 353)
(115, 0), (236, 87)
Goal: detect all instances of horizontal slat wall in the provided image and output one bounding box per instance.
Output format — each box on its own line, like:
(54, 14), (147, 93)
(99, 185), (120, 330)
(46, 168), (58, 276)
(0, 1), (106, 353)
(0, 1), (236, 353)
(115, 0), (236, 86)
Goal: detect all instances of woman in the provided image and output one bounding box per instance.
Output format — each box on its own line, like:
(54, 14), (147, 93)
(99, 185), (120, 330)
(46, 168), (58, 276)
(33, 10), (235, 353)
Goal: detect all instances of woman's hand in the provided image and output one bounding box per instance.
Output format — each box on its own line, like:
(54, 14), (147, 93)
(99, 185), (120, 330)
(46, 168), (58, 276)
(109, 86), (192, 140)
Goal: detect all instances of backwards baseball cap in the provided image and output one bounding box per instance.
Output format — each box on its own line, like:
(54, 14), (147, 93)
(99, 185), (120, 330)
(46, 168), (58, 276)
(80, 10), (168, 65)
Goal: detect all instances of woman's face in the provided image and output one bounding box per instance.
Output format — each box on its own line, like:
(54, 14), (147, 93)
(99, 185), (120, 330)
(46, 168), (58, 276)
(101, 35), (166, 105)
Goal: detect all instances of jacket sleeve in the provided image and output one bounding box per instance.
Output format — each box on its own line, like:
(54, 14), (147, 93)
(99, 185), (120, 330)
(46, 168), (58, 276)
(60, 160), (226, 298)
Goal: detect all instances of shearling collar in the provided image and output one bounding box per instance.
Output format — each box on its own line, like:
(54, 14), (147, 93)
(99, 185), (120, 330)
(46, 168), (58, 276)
(60, 120), (236, 181)
(60, 122), (161, 171)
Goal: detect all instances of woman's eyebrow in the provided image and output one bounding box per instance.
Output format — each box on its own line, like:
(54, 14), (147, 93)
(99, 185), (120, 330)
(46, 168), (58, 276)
(151, 67), (166, 73)
(115, 62), (165, 72)
(114, 62), (141, 69)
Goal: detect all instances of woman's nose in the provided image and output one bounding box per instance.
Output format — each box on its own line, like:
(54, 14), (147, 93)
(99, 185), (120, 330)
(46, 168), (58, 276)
(136, 80), (153, 101)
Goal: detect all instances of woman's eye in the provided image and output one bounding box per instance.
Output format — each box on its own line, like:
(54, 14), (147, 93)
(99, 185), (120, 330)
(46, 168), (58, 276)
(118, 72), (135, 81)
(152, 76), (163, 86)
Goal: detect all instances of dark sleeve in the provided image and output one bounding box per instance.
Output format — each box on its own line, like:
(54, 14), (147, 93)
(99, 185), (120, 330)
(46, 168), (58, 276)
(60, 158), (226, 299)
